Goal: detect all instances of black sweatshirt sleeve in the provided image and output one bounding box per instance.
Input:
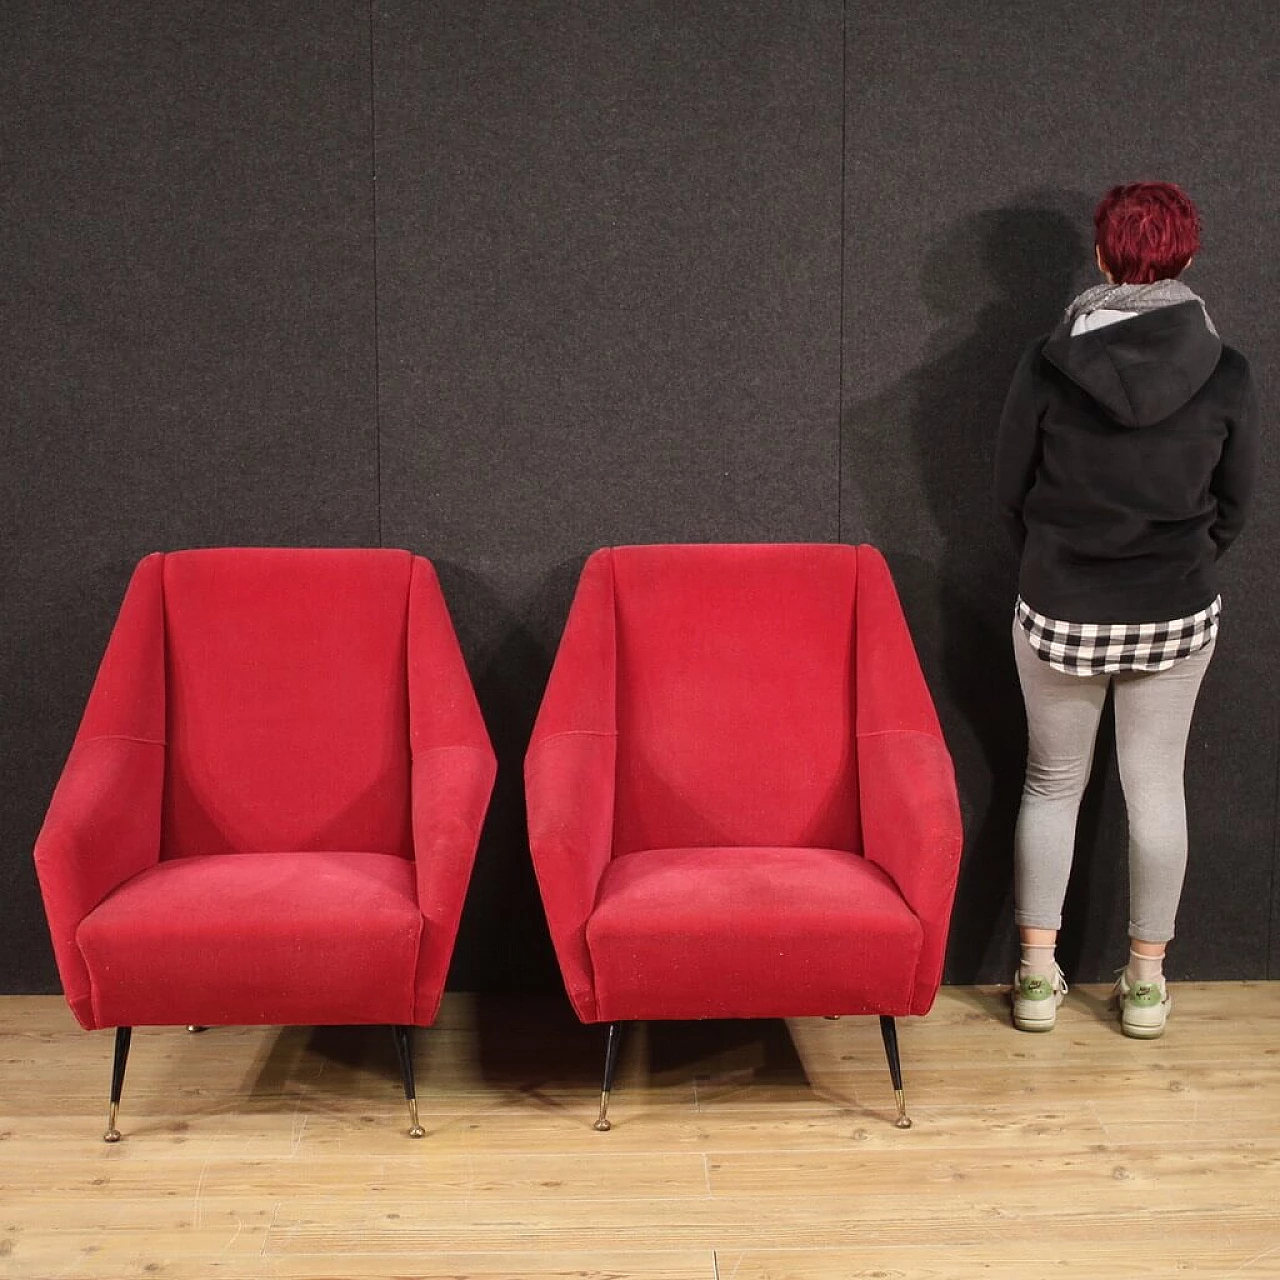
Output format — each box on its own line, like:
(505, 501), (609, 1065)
(1209, 358), (1260, 558)
(993, 342), (1045, 555)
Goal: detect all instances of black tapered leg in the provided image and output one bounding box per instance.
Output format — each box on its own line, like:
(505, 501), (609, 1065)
(392, 1025), (425, 1138)
(878, 1016), (912, 1129)
(593, 1022), (623, 1132)
(103, 1026), (132, 1143)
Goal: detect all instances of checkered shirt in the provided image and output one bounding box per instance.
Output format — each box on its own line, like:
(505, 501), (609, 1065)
(1015, 595), (1220, 676)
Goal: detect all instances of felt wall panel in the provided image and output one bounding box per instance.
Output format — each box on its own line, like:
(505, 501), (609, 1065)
(4, 3), (1276, 993)
(373, 0), (844, 989)
(1, 1), (377, 991)
(841, 1), (1279, 981)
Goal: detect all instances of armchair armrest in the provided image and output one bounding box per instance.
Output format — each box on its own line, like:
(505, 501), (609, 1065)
(856, 730), (962, 1012)
(523, 550), (619, 1022)
(853, 545), (963, 1012)
(34, 735), (165, 1028)
(524, 729), (616, 1022)
(33, 553), (169, 1029)
(411, 743), (497, 1022)
(405, 556), (497, 1023)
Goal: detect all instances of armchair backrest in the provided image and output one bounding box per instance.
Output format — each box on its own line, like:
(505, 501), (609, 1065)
(160, 549), (414, 859)
(610, 544), (862, 856)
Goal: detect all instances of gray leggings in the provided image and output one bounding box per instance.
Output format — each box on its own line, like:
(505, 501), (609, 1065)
(1012, 620), (1214, 943)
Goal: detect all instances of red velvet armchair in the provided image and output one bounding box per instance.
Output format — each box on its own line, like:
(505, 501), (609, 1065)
(525, 544), (962, 1129)
(33, 548), (495, 1140)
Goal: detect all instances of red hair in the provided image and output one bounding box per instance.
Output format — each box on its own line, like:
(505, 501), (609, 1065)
(1094, 182), (1201, 284)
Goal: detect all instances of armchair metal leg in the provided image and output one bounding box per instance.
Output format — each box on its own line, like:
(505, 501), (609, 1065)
(104, 1027), (132, 1143)
(593, 1022), (622, 1132)
(879, 1016), (913, 1129)
(392, 1025), (425, 1138)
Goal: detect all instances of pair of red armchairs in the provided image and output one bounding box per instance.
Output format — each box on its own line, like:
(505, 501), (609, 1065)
(34, 544), (961, 1141)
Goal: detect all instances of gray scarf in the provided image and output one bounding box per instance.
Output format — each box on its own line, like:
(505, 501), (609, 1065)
(1064, 279), (1218, 336)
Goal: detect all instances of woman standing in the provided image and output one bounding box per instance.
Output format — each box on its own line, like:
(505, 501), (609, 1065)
(994, 181), (1259, 1037)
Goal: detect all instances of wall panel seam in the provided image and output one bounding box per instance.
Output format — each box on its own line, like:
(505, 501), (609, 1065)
(369, 0), (384, 547)
(1270, 683), (1279, 978)
(837, 0), (847, 545)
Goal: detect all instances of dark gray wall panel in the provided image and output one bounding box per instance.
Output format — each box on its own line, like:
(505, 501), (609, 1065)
(0, 2), (377, 992)
(5, 2), (1276, 997)
(374, 0), (844, 990)
(842, 2), (1280, 981)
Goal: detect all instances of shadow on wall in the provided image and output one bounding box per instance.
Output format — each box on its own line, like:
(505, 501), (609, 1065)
(845, 191), (1097, 982)
(432, 556), (590, 999)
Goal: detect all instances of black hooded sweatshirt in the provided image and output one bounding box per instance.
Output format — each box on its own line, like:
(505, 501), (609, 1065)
(994, 300), (1258, 623)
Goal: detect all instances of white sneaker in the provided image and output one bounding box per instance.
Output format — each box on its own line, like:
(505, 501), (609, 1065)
(1011, 965), (1067, 1032)
(1114, 971), (1171, 1039)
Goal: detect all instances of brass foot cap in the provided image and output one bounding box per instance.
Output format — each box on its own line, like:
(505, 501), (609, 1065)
(408, 1125), (425, 1139)
(103, 1129), (122, 1144)
(895, 1115), (913, 1130)
(593, 1118), (612, 1132)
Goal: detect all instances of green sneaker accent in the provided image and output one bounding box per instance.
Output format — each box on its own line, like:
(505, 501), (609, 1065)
(1114, 971), (1171, 1039)
(1011, 966), (1067, 1032)
(1017, 975), (1055, 1003)
(1128, 981), (1165, 1008)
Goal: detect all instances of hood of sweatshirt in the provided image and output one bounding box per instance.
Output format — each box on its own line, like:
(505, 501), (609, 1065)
(1041, 300), (1222, 428)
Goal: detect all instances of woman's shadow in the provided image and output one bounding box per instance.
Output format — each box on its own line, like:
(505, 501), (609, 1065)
(845, 191), (1114, 983)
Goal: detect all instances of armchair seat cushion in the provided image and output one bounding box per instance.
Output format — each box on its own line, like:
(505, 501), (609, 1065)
(585, 847), (923, 1022)
(77, 852), (422, 1028)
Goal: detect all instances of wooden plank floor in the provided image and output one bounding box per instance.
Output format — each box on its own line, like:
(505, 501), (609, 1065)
(2, 986), (1278, 1278)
